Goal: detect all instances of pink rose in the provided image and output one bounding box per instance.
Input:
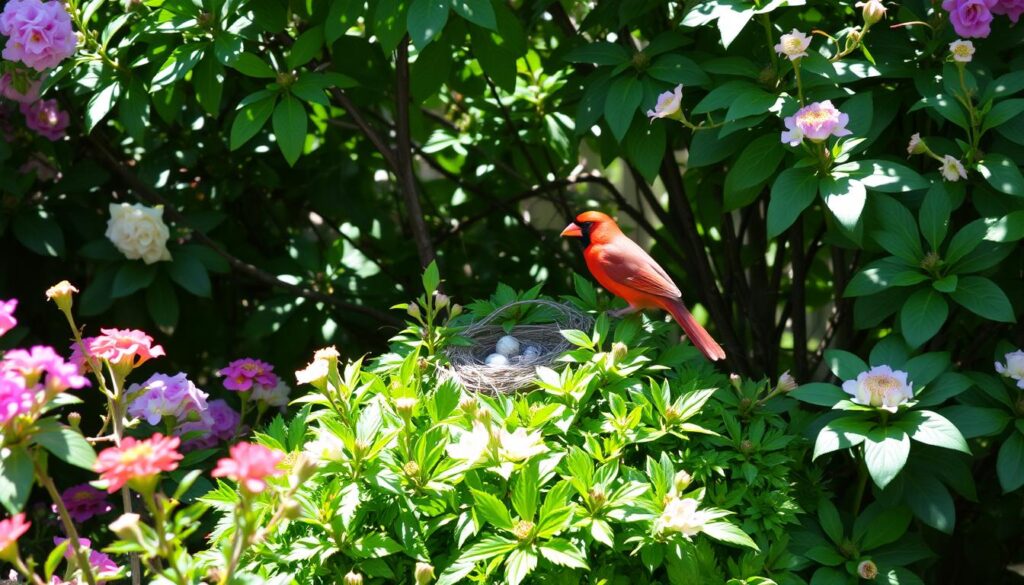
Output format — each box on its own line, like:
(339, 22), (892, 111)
(942, 0), (998, 38)
(0, 0), (77, 71)
(993, 0), (1024, 22)
(0, 72), (41, 103)
(20, 98), (69, 141)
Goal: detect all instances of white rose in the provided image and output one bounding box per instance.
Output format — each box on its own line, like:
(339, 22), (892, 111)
(105, 203), (172, 264)
(252, 380), (291, 407)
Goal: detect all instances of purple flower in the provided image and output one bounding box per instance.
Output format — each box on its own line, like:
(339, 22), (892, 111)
(126, 372), (209, 426)
(20, 98), (69, 141)
(993, 0), (1024, 22)
(781, 100), (851, 146)
(0, 71), (41, 103)
(0, 370), (37, 425)
(0, 0), (77, 71)
(1, 345), (89, 392)
(219, 358), (279, 391)
(53, 537), (120, 582)
(56, 484), (112, 523)
(181, 399), (241, 450)
(0, 299), (16, 336)
(942, 0), (998, 38)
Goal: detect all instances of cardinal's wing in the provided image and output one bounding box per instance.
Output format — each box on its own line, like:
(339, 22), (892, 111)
(594, 238), (682, 299)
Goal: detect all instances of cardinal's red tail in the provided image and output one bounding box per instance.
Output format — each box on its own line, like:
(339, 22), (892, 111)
(663, 299), (726, 362)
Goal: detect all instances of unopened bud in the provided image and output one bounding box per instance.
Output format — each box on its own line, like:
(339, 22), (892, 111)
(407, 304), (421, 319)
(404, 460), (421, 478)
(740, 439), (755, 455)
(434, 293), (449, 310)
(729, 373), (742, 391)
(459, 395), (478, 415)
(776, 371), (798, 393)
(857, 560), (878, 580)
(281, 499), (302, 520)
(673, 470), (693, 492)
(512, 520), (535, 541)
(415, 562), (435, 585)
(610, 342), (628, 363)
(292, 454), (317, 483)
(109, 513), (144, 544)
(858, 0), (886, 26)
(664, 405), (682, 423)
(67, 412), (82, 429)
(344, 571), (363, 585)
(396, 397), (417, 421)
(449, 304), (463, 318)
(475, 408), (491, 427)
(739, 397), (753, 411)
(45, 280), (78, 315)
(353, 439), (370, 459)
(588, 487), (607, 507)
(920, 251), (942, 273)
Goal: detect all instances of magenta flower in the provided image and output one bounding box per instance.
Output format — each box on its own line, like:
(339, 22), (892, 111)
(212, 442), (285, 494)
(180, 399), (241, 450)
(53, 537), (120, 581)
(0, 299), (16, 337)
(993, 0), (1024, 21)
(56, 484), (112, 523)
(781, 100), (851, 146)
(942, 0), (998, 37)
(20, 154), (59, 181)
(2, 345), (88, 393)
(70, 328), (165, 370)
(0, 0), (77, 71)
(0, 371), (36, 425)
(126, 372), (209, 426)
(219, 358), (279, 392)
(0, 72), (41, 103)
(20, 98), (69, 141)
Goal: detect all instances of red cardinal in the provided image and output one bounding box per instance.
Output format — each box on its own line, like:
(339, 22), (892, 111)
(561, 211), (726, 361)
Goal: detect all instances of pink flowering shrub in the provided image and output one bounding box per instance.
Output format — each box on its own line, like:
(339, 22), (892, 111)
(0, 0), (76, 71)
(19, 98), (68, 140)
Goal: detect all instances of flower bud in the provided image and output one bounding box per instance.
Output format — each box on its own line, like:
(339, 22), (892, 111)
(776, 371), (798, 393)
(729, 373), (742, 391)
(344, 571), (363, 585)
(434, 293), (449, 310)
(109, 513), (144, 544)
(857, 0), (886, 25)
(292, 453), (317, 483)
(396, 397), (417, 422)
(45, 280), (78, 315)
(588, 486), (607, 508)
(512, 520), (535, 541)
(67, 411), (82, 429)
(919, 251), (942, 273)
(281, 499), (302, 520)
(673, 470), (693, 492)
(407, 304), (421, 319)
(857, 560), (878, 580)
(739, 439), (755, 455)
(449, 304), (463, 318)
(415, 562), (435, 585)
(475, 407), (491, 427)
(610, 342), (628, 363)
(459, 395), (478, 415)
(404, 460), (421, 478)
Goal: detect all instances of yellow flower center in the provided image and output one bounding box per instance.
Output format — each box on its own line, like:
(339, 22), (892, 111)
(119, 443), (154, 464)
(798, 109), (833, 125)
(512, 520), (535, 541)
(953, 44), (972, 58)
(783, 37), (805, 53)
(864, 374), (901, 397)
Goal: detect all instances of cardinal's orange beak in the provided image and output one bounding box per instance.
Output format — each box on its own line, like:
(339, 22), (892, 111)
(560, 222), (582, 237)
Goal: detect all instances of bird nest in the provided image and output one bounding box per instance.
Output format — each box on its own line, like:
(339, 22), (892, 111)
(442, 299), (594, 394)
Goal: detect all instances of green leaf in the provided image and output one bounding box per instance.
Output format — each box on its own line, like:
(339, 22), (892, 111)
(45, 540), (69, 580)
(411, 39), (453, 101)
(845, 258), (928, 297)
(469, 23), (517, 91)
(646, 54), (710, 87)
(112, 261), (158, 298)
(825, 349), (868, 381)
(604, 75), (643, 142)
(860, 506), (912, 549)
(230, 95), (276, 150)
(817, 498), (844, 545)
(725, 86), (778, 122)
(899, 410), (969, 453)
(723, 134), (785, 211)
(625, 119), (666, 183)
(940, 405), (1011, 438)
(537, 538), (589, 569)
(981, 98), (1024, 134)
(194, 53), (225, 116)
(565, 42), (630, 65)
(835, 159), (928, 193)
(804, 546), (845, 566)
(167, 248), (212, 297)
(864, 426), (910, 489)
(977, 153), (1024, 197)
(472, 489), (514, 530)
(790, 383), (847, 407)
(0, 446), (33, 513)
(767, 166), (818, 237)
(373, 0), (409, 53)
(814, 416), (872, 459)
(152, 43), (206, 89)
(702, 521), (759, 550)
(287, 25), (324, 69)
(821, 175), (866, 235)
(871, 196), (923, 263)
(983, 210), (1024, 243)
(230, 52), (277, 78)
(505, 548), (537, 585)
(146, 274), (180, 329)
(85, 81), (121, 133)
(914, 372), (972, 408)
(13, 208), (64, 257)
(119, 78), (150, 142)
(915, 91), (968, 129)
(272, 95), (307, 166)
(422, 260), (440, 293)
(408, 0), (449, 49)
(511, 461), (539, 521)
(918, 182), (951, 251)
(33, 420), (97, 469)
(944, 218), (988, 266)
(904, 472), (955, 533)
(997, 432), (1024, 492)
(899, 288), (947, 348)
(452, 0), (495, 29)
(809, 567), (847, 585)
(949, 276), (1015, 323)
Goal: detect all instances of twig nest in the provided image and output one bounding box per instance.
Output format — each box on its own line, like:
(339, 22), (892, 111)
(496, 335), (521, 357)
(441, 299), (594, 394)
(485, 353), (510, 366)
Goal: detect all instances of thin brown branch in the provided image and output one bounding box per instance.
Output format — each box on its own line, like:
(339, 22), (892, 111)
(329, 88), (400, 173)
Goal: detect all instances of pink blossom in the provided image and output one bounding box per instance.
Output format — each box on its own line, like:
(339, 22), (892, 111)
(0, 299), (16, 336)
(94, 433), (182, 492)
(71, 328), (165, 370)
(219, 358), (279, 392)
(212, 442), (285, 494)
(2, 345), (88, 392)
(781, 100), (851, 146)
(0, 72), (40, 103)
(53, 537), (120, 581)
(0, 371), (36, 425)
(0, 513), (30, 555)
(181, 399), (241, 450)
(993, 0), (1024, 21)
(942, 0), (998, 37)
(20, 98), (68, 141)
(126, 372), (208, 426)
(56, 484), (112, 523)
(0, 0), (77, 71)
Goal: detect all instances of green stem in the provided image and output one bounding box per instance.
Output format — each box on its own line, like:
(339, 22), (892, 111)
(34, 458), (98, 585)
(851, 449), (869, 516)
(12, 554), (47, 585)
(794, 60), (805, 105)
(105, 368), (143, 585)
(759, 13), (780, 76)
